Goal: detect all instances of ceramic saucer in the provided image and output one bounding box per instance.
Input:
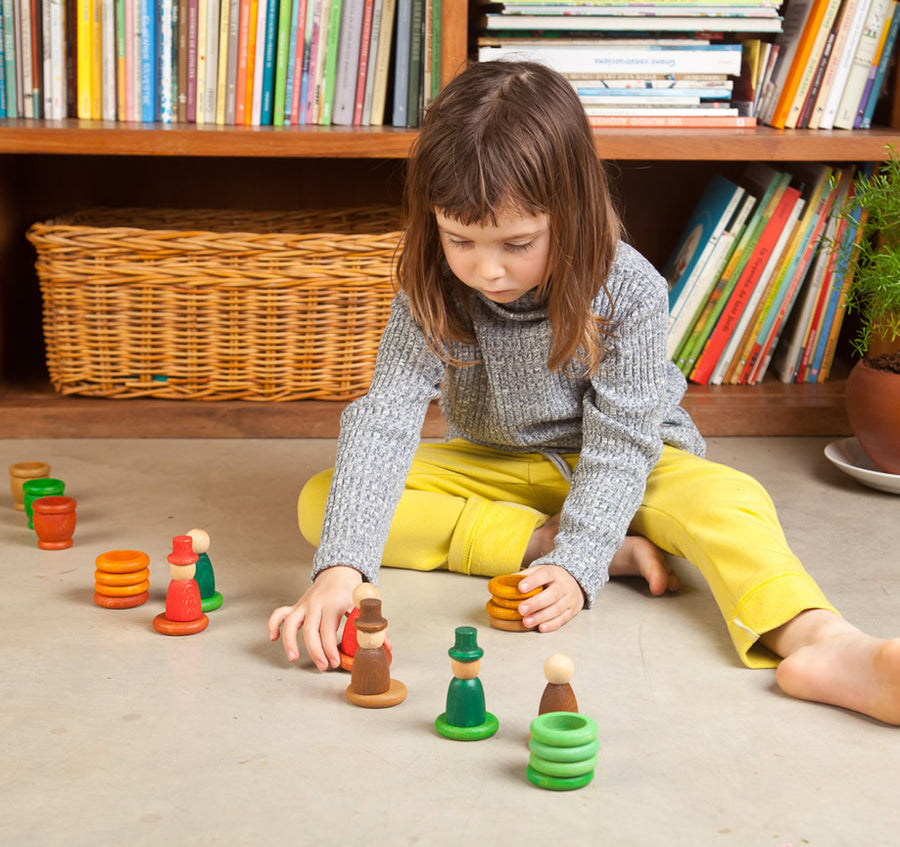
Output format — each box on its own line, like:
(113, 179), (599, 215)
(824, 437), (900, 495)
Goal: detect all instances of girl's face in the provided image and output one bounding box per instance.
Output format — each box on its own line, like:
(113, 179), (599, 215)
(435, 207), (551, 304)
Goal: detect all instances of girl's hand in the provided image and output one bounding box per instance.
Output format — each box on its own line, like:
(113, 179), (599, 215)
(267, 566), (363, 670)
(516, 565), (585, 633)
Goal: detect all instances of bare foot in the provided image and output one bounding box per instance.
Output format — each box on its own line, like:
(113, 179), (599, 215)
(609, 535), (680, 596)
(769, 613), (900, 725)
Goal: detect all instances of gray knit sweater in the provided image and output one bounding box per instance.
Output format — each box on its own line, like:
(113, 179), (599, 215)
(311, 241), (706, 604)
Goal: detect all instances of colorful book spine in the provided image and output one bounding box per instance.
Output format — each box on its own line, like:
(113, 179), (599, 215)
(368, 0), (393, 124)
(859, 0), (900, 126)
(318, 0), (341, 124)
(140, 0), (156, 120)
(360, 0), (381, 124)
(215, 0), (230, 123)
(234, 0), (250, 122)
(281, 0), (299, 123)
(392, 0), (410, 125)
(352, 0), (374, 125)
(2, 0), (15, 117)
(332, 0), (364, 125)
(259, 0), (278, 123)
(223, 0), (240, 122)
(160, 0), (175, 120)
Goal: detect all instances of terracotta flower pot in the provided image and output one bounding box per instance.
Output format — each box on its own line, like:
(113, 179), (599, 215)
(845, 359), (900, 474)
(32, 496), (77, 550)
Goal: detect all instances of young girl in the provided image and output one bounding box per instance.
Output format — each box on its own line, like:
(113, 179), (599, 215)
(269, 60), (900, 725)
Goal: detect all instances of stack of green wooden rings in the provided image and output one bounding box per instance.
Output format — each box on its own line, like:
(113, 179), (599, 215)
(527, 711), (599, 791)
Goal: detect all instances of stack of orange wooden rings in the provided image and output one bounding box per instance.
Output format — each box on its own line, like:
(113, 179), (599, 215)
(94, 550), (151, 609)
(486, 573), (542, 631)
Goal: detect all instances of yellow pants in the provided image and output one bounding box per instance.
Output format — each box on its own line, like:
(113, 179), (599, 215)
(299, 440), (837, 668)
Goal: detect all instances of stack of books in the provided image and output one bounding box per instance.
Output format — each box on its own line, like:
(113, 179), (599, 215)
(476, 0), (787, 127)
(663, 162), (866, 385)
(0, 0), (440, 126)
(758, 0), (900, 129)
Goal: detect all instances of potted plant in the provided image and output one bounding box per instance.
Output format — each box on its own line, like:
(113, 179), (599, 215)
(839, 147), (900, 474)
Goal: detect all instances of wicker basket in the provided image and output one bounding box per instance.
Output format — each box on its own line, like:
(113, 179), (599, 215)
(26, 207), (403, 401)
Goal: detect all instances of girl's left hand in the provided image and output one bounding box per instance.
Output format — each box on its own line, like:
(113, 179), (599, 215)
(515, 565), (585, 633)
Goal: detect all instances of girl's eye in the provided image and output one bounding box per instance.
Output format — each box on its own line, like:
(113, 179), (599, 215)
(506, 241), (534, 253)
(447, 239), (472, 250)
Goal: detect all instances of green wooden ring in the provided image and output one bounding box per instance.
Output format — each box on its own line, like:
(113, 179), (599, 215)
(529, 711), (598, 748)
(529, 735), (600, 762)
(528, 752), (598, 778)
(201, 592), (224, 612)
(526, 764), (594, 791)
(435, 712), (499, 741)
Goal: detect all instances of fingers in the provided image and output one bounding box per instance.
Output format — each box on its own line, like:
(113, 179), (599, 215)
(516, 564), (583, 633)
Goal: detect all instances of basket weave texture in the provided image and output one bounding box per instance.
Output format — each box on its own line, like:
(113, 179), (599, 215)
(27, 207), (403, 401)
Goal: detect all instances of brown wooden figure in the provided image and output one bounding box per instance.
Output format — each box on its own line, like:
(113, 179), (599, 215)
(538, 653), (578, 715)
(339, 583), (381, 670)
(345, 597), (406, 708)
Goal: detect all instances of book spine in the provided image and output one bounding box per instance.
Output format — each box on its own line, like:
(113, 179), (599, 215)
(351, 0), (372, 125)
(859, 0), (900, 126)
(234, 0), (248, 121)
(76, 0), (90, 117)
(139, 0), (155, 120)
(819, 0), (872, 129)
(258, 0), (277, 123)
(405, 0), (422, 126)
(223, 0), (239, 121)
(280, 0), (298, 123)
(331, 0), (362, 126)
(160, 0), (174, 120)
(205, 0), (220, 121)
(391, 0), (409, 125)
(318, 0), (340, 124)
(215, 0), (230, 122)
(368, 0), (392, 124)
(834, 0), (891, 129)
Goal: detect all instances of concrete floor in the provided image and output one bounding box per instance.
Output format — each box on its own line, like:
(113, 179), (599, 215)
(2, 436), (899, 847)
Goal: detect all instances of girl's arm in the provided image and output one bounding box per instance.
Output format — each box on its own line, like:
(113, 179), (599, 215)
(270, 293), (444, 664)
(527, 246), (678, 617)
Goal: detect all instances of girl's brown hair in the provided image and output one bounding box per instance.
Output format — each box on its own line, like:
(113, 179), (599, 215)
(398, 60), (623, 375)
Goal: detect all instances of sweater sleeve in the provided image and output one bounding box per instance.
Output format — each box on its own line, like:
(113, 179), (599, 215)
(311, 292), (445, 584)
(530, 246), (671, 605)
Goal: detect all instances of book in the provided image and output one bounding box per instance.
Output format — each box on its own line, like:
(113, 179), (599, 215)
(767, 0), (834, 128)
(234, 0), (251, 122)
(859, 0), (900, 126)
(215, 0), (231, 122)
(367, 0), (392, 124)
(223, 0), (240, 122)
(318, 0), (342, 123)
(332, 0), (364, 125)
(160, 0), (176, 120)
(288, 0), (312, 123)
(481, 13), (785, 33)
(258, 0), (278, 124)
(2, 0), (16, 117)
(392, 0), (410, 125)
(713, 190), (806, 384)
(273, 0), (293, 123)
(351, 0), (373, 124)
(684, 165), (791, 382)
(306, 0), (328, 123)
(478, 42), (745, 77)
(250, 0), (269, 124)
(405, 0), (423, 126)
(203, 0), (220, 122)
(196, 0), (207, 122)
(76, 0), (91, 117)
(243, 0), (259, 124)
(834, 0), (892, 128)
(796, 8), (838, 127)
(139, 0), (155, 120)
(663, 172), (746, 360)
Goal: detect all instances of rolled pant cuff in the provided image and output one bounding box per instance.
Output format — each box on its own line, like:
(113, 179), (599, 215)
(729, 572), (840, 669)
(448, 496), (548, 577)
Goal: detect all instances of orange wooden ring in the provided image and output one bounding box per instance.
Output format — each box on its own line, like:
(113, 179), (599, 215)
(486, 599), (524, 620)
(153, 613), (209, 636)
(95, 550), (150, 574)
(487, 573), (542, 601)
(94, 567), (150, 587)
(94, 591), (149, 609)
(95, 579), (150, 597)
(488, 594), (523, 610)
(489, 615), (533, 632)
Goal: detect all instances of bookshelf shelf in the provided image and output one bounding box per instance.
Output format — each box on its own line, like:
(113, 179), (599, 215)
(0, 122), (897, 161)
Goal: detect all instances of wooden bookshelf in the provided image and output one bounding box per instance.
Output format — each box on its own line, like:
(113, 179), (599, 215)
(0, 4), (898, 438)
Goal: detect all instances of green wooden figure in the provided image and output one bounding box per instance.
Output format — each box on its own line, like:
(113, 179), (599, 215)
(187, 528), (223, 612)
(435, 626), (499, 741)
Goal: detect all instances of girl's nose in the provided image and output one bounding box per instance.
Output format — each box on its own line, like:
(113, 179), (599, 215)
(478, 253), (504, 281)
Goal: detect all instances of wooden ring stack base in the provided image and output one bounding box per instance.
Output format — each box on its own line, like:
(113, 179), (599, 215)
(486, 574), (542, 632)
(345, 678), (407, 708)
(94, 550), (151, 609)
(152, 613), (210, 636)
(527, 711), (599, 791)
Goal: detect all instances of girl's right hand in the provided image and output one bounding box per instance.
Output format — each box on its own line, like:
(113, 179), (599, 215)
(267, 565), (363, 670)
